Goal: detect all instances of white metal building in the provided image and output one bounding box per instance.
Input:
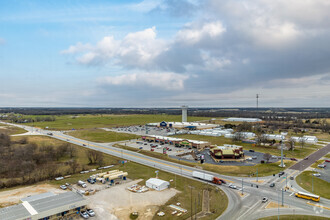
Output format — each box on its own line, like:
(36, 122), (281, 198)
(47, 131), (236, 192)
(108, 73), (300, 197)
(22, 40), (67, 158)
(146, 178), (170, 191)
(222, 117), (262, 122)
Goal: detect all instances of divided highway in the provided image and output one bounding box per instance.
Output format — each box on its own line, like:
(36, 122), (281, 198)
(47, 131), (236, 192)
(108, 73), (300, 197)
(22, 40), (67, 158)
(3, 122), (330, 220)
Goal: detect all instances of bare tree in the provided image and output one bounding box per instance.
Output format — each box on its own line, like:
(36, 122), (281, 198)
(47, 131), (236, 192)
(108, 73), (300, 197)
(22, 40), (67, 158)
(299, 137), (305, 148)
(288, 138), (295, 151)
(232, 132), (244, 142)
(67, 144), (76, 158)
(68, 160), (80, 174)
(86, 150), (104, 165)
(263, 153), (272, 163)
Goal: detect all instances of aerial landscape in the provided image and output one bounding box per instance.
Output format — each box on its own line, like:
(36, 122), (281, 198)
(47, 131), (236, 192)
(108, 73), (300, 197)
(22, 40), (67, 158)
(0, 1), (329, 220)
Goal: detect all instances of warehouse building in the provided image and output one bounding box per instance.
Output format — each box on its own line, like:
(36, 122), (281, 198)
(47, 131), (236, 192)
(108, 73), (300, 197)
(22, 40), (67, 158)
(0, 191), (88, 220)
(146, 178), (170, 191)
(146, 121), (217, 130)
(222, 117), (262, 122)
(210, 144), (244, 159)
(291, 136), (318, 144)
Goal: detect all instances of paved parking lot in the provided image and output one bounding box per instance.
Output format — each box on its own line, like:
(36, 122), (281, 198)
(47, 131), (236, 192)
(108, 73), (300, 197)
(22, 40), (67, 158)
(125, 140), (191, 156)
(313, 163), (330, 183)
(109, 125), (180, 136)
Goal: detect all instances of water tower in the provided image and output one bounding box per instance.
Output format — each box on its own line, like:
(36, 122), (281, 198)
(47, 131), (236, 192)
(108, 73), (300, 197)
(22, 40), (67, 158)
(181, 105), (188, 122)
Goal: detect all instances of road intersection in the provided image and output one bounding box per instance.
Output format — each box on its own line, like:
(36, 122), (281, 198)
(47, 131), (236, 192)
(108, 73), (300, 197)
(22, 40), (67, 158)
(3, 122), (330, 220)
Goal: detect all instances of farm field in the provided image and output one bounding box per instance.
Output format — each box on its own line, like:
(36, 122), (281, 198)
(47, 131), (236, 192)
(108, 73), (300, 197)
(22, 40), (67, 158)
(0, 124), (27, 135)
(296, 171), (330, 199)
(70, 129), (139, 143)
(19, 114), (208, 130)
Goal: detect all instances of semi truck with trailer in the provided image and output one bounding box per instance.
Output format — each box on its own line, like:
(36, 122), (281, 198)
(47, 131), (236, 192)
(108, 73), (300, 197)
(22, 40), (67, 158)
(192, 171), (226, 185)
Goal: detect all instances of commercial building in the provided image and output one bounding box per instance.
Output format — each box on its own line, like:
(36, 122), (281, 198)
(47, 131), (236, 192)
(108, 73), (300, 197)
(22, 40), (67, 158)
(210, 144), (244, 159)
(222, 117), (262, 122)
(141, 135), (210, 149)
(146, 178), (170, 191)
(291, 136), (318, 144)
(146, 121), (217, 130)
(262, 134), (285, 141)
(0, 191), (87, 220)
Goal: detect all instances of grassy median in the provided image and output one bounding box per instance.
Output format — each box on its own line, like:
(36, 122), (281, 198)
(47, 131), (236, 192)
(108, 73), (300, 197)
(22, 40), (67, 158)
(296, 171), (330, 199)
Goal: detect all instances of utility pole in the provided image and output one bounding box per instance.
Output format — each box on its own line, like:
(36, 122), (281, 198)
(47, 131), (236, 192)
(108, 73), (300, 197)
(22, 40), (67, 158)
(241, 179), (244, 195)
(256, 94), (259, 111)
(256, 168), (258, 182)
(282, 188), (284, 206)
(277, 190), (280, 220)
(279, 137), (285, 167)
(286, 173), (288, 189)
(188, 186), (194, 220)
(312, 175), (314, 193)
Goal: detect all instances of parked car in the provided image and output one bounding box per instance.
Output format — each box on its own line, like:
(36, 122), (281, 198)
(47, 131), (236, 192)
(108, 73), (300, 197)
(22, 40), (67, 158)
(157, 211), (165, 216)
(252, 156), (257, 159)
(80, 211), (89, 219)
(269, 183), (275, 187)
(86, 209), (95, 217)
(246, 158), (252, 161)
(318, 164), (326, 168)
(290, 176), (294, 180)
(60, 185), (67, 190)
(249, 149), (255, 152)
(262, 197), (268, 203)
(313, 173), (321, 177)
(325, 159), (330, 163)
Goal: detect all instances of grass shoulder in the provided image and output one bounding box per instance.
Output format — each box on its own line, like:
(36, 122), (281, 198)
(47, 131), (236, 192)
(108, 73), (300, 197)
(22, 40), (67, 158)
(70, 129), (139, 143)
(311, 160), (325, 168)
(296, 171), (330, 199)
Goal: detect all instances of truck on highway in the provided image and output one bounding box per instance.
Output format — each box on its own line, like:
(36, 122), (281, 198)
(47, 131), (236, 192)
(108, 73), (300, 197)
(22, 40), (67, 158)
(192, 171), (225, 185)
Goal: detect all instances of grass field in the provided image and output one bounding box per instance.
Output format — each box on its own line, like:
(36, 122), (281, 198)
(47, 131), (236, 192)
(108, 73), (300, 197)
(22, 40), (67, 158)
(0, 125), (27, 135)
(259, 215), (330, 220)
(296, 171), (330, 199)
(70, 129), (139, 143)
(324, 154), (330, 159)
(21, 114), (208, 130)
(174, 134), (320, 159)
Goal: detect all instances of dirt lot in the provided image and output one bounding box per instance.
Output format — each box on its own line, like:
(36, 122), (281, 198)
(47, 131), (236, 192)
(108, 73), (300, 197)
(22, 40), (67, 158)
(89, 179), (179, 220)
(0, 184), (63, 208)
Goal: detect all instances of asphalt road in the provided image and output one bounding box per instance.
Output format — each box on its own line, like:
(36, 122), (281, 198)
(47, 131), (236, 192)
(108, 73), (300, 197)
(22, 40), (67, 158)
(290, 145), (330, 171)
(3, 122), (330, 220)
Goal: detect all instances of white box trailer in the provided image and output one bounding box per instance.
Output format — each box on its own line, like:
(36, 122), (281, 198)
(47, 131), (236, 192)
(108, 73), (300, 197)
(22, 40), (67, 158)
(192, 171), (214, 181)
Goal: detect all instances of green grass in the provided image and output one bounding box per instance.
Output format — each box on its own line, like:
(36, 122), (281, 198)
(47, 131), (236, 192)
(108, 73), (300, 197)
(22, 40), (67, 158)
(259, 215), (330, 220)
(70, 129), (139, 143)
(296, 171), (330, 199)
(0, 125), (27, 135)
(311, 160), (325, 168)
(174, 134), (319, 159)
(20, 114), (208, 130)
(324, 154), (330, 159)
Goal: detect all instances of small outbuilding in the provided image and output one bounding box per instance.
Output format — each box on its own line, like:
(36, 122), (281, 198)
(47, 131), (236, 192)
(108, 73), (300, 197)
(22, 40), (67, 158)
(146, 178), (170, 191)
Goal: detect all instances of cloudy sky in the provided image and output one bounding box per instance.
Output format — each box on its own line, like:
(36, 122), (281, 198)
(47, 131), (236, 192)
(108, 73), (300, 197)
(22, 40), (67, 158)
(1, 0), (330, 107)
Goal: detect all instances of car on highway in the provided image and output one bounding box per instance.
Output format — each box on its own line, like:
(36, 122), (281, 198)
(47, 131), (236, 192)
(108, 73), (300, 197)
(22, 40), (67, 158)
(318, 164), (326, 168)
(262, 197), (268, 203)
(80, 211), (89, 219)
(86, 209), (95, 217)
(290, 176), (294, 180)
(313, 173), (321, 177)
(278, 171), (285, 177)
(290, 158), (298, 161)
(304, 157), (309, 160)
(229, 184), (237, 189)
(269, 183), (275, 187)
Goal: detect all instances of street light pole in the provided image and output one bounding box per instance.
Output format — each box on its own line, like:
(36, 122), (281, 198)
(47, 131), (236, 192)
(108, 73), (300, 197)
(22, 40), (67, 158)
(256, 168), (258, 182)
(242, 179), (244, 195)
(312, 175), (314, 193)
(282, 188), (284, 206)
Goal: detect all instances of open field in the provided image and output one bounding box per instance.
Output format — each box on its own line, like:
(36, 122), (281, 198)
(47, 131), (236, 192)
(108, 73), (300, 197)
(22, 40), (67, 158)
(296, 171), (330, 199)
(259, 215), (330, 220)
(0, 125), (27, 135)
(20, 114), (208, 130)
(174, 134), (320, 159)
(70, 129), (139, 143)
(324, 154), (330, 159)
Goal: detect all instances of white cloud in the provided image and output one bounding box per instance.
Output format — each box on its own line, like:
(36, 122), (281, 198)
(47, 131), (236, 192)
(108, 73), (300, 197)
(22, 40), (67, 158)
(176, 21), (226, 44)
(98, 72), (189, 90)
(63, 27), (167, 68)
